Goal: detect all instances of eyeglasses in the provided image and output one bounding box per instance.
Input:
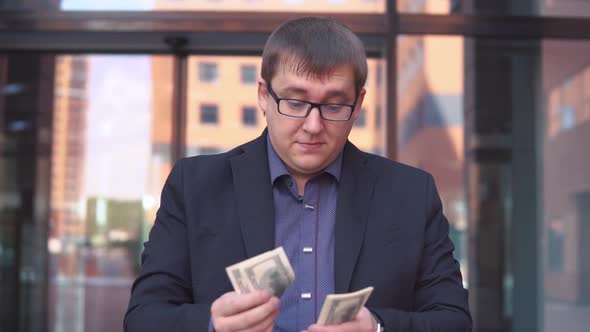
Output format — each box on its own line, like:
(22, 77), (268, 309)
(266, 83), (357, 122)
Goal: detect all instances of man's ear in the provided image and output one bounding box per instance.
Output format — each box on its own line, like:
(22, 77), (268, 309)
(351, 88), (367, 122)
(257, 78), (268, 116)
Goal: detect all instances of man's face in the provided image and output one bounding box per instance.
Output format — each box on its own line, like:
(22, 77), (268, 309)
(257, 64), (366, 180)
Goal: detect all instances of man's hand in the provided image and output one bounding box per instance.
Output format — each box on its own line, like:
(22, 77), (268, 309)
(306, 307), (376, 332)
(210, 291), (280, 332)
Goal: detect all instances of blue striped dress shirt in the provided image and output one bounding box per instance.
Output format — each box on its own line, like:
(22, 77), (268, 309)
(267, 136), (341, 332)
(208, 137), (341, 332)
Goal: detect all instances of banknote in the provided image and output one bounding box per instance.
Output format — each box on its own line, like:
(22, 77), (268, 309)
(225, 247), (295, 298)
(317, 286), (374, 325)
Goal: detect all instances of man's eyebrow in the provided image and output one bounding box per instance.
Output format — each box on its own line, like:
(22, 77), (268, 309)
(280, 86), (308, 96)
(323, 90), (352, 101)
(279, 87), (353, 102)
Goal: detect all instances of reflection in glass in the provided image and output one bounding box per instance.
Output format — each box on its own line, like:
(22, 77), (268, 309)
(542, 40), (590, 332)
(398, 0), (455, 14)
(397, 35), (467, 280)
(49, 55), (173, 332)
(181, 56), (386, 157)
(398, 0), (590, 17)
(349, 59), (386, 156)
(0, 53), (55, 332)
(61, 0), (385, 13)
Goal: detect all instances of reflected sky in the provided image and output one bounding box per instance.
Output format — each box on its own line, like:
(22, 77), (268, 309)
(84, 56), (152, 200)
(61, 0), (153, 11)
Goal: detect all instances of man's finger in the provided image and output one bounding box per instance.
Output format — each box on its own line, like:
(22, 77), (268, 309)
(212, 291), (271, 317)
(306, 320), (364, 332)
(307, 307), (374, 332)
(214, 296), (279, 331)
(238, 307), (279, 332)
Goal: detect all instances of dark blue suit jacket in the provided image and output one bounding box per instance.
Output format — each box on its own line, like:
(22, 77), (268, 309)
(125, 131), (471, 331)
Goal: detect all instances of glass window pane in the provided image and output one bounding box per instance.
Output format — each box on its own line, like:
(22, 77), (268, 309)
(200, 104), (219, 124)
(397, 35), (467, 285)
(541, 39), (590, 332)
(241, 65), (257, 85)
(402, 35), (590, 331)
(0, 53), (55, 332)
(49, 54), (173, 332)
(186, 56), (261, 155)
(60, 0), (153, 11)
(398, 0), (590, 17)
(185, 55), (386, 157)
(398, 0), (455, 14)
(199, 62), (218, 83)
(354, 108), (367, 127)
(61, 0), (385, 13)
(348, 59), (386, 156)
(242, 106), (258, 126)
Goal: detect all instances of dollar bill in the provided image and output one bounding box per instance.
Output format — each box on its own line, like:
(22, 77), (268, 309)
(317, 286), (374, 325)
(225, 247), (295, 298)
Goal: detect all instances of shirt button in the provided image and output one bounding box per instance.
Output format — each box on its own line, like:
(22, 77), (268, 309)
(303, 247), (313, 253)
(301, 293), (312, 299)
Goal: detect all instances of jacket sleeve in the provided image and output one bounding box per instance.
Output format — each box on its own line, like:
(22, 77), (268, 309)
(124, 159), (211, 331)
(370, 174), (472, 331)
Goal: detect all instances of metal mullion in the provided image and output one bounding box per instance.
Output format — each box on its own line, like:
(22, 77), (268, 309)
(33, 53), (54, 332)
(0, 11), (388, 54)
(2, 10), (590, 41)
(0, 31), (386, 56)
(0, 11), (387, 34)
(398, 14), (590, 40)
(385, 0), (398, 160)
(171, 53), (188, 163)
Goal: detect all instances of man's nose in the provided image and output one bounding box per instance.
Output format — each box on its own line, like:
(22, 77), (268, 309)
(302, 107), (323, 133)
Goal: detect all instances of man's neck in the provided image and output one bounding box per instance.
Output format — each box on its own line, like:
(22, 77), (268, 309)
(286, 168), (317, 196)
(293, 176), (311, 196)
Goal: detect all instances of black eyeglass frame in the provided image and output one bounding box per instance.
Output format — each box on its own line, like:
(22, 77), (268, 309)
(266, 83), (359, 122)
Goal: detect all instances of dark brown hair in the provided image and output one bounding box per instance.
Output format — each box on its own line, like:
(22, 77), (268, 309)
(261, 16), (368, 93)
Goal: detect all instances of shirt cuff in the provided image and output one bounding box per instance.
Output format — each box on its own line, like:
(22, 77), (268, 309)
(368, 308), (385, 330)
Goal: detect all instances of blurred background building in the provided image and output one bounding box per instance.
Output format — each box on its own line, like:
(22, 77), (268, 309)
(0, 0), (589, 331)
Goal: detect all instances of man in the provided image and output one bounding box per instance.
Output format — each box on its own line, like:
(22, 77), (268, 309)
(125, 17), (471, 332)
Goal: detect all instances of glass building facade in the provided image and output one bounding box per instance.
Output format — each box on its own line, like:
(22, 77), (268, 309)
(0, 1), (589, 331)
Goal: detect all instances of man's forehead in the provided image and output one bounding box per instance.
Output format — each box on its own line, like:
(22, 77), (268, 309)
(274, 63), (354, 85)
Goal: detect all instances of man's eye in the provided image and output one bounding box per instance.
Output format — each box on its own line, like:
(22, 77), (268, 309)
(323, 104), (346, 113)
(286, 100), (308, 110)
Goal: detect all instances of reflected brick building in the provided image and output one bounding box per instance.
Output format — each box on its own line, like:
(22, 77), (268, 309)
(50, 56), (88, 274)
(397, 0), (466, 249)
(542, 41), (590, 304)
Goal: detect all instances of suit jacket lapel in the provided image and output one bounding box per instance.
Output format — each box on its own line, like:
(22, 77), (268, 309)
(230, 131), (276, 258)
(334, 142), (377, 293)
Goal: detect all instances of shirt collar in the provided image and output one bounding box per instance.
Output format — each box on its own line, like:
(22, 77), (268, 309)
(266, 134), (342, 185)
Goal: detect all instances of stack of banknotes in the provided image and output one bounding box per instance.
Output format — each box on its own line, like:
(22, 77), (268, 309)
(225, 247), (373, 324)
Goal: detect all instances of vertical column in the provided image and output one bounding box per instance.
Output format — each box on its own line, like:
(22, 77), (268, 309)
(0, 54), (52, 332)
(385, 0), (398, 159)
(465, 38), (512, 332)
(168, 37), (189, 162)
(510, 50), (540, 332)
(465, 39), (541, 332)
